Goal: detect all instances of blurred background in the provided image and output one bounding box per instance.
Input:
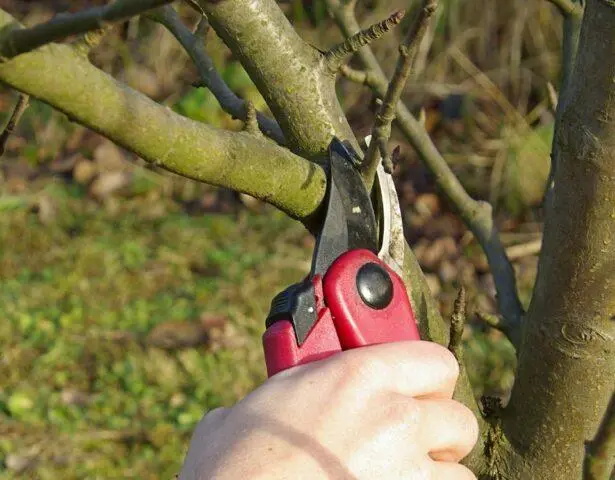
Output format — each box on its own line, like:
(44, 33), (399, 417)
(0, 0), (559, 477)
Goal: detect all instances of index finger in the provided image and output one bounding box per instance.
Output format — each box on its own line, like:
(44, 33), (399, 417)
(331, 340), (460, 399)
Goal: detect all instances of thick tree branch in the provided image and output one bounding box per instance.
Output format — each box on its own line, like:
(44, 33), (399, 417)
(199, 0), (357, 158)
(0, 0), (174, 60)
(503, 1), (615, 477)
(545, 0), (584, 208)
(0, 9), (324, 221)
(146, 5), (285, 144)
(0, 92), (29, 156)
(583, 391), (615, 480)
(327, 0), (523, 340)
(362, 0), (437, 183)
(324, 10), (405, 73)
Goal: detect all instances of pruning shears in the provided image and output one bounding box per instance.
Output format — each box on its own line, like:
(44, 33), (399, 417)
(262, 138), (420, 377)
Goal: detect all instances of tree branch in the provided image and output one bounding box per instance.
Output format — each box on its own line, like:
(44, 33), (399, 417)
(326, 0), (524, 338)
(324, 10), (405, 73)
(0, 9), (325, 221)
(475, 311), (520, 348)
(146, 5), (285, 144)
(584, 391), (615, 480)
(362, 0), (437, 183)
(0, 92), (29, 156)
(199, 0), (357, 158)
(545, 0), (584, 209)
(0, 0), (174, 60)
(502, 1), (615, 477)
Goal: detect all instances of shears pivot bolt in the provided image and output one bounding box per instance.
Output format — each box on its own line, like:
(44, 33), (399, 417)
(356, 263), (394, 310)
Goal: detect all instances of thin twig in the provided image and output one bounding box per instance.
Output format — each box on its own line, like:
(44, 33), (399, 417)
(448, 286), (466, 363)
(0, 93), (29, 156)
(325, 0), (524, 341)
(147, 6), (284, 144)
(339, 65), (384, 89)
(325, 10), (405, 72)
(583, 391), (615, 480)
(475, 311), (520, 348)
(0, 0), (174, 60)
(362, 0), (437, 179)
(547, 0), (584, 17)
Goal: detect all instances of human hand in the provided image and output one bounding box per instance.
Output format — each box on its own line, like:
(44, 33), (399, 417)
(179, 341), (478, 479)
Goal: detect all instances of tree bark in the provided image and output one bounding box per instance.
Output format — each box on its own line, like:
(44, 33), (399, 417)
(199, 0), (356, 158)
(0, 10), (325, 221)
(499, 1), (615, 478)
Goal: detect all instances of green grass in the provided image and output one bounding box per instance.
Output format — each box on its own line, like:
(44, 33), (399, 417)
(0, 180), (312, 478)
(0, 177), (515, 478)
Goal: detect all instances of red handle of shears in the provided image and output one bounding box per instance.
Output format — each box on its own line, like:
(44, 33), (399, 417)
(262, 249), (420, 377)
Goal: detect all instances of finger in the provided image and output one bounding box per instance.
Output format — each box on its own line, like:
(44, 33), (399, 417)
(419, 399), (479, 462)
(194, 407), (230, 436)
(431, 461), (477, 480)
(332, 340), (459, 399)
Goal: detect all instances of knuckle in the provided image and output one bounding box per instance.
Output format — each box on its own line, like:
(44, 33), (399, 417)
(418, 341), (460, 383)
(338, 349), (389, 386)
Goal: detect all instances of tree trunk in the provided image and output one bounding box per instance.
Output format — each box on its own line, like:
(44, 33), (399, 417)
(499, 0), (615, 477)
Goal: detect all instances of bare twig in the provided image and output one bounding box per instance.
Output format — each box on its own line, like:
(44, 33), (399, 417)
(326, 0), (524, 337)
(448, 286), (466, 363)
(0, 0), (174, 60)
(547, 0), (584, 17)
(0, 93), (29, 156)
(339, 65), (384, 89)
(362, 0), (437, 180)
(146, 6), (284, 144)
(324, 10), (405, 72)
(583, 391), (615, 480)
(475, 311), (520, 348)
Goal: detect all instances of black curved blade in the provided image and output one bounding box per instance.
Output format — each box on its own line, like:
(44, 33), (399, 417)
(310, 138), (378, 277)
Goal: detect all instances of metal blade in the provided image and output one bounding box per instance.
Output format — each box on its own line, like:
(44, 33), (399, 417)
(375, 165), (405, 276)
(363, 134), (405, 276)
(310, 139), (378, 277)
